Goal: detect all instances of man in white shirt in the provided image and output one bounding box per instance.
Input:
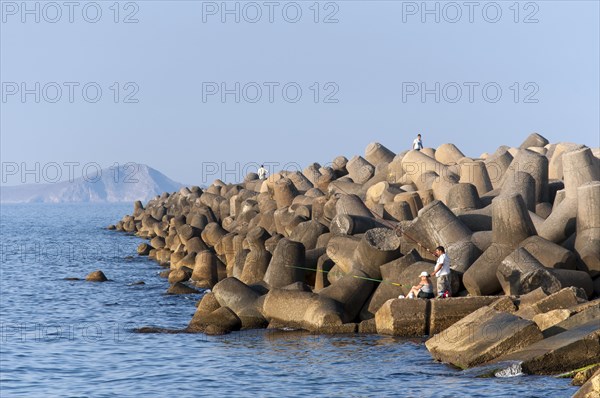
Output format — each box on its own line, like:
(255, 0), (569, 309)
(431, 245), (451, 297)
(412, 134), (423, 150)
(258, 164), (268, 180)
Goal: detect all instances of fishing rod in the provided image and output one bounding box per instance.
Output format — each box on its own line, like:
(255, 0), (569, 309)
(284, 264), (413, 288)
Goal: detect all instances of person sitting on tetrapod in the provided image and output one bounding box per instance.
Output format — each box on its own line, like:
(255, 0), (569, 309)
(404, 271), (434, 299)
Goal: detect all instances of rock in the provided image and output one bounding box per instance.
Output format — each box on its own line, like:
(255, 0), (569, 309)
(159, 269), (171, 278)
(237, 306), (268, 330)
(572, 365), (600, 387)
(447, 183), (483, 211)
(425, 307), (543, 369)
(489, 296), (518, 313)
(572, 368), (600, 397)
(532, 309), (572, 331)
(515, 287), (588, 320)
(314, 253), (334, 292)
(493, 319), (600, 375)
(85, 270), (108, 282)
(167, 282), (200, 295)
(429, 296), (499, 335)
(329, 214), (386, 235)
(375, 298), (428, 337)
(484, 147), (513, 189)
(358, 318), (377, 334)
(543, 304), (600, 338)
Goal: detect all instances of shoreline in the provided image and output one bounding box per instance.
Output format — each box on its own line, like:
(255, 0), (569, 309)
(109, 135), (600, 395)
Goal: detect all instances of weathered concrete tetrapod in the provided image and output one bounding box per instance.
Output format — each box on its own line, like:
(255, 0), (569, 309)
(263, 238), (305, 288)
(273, 178), (300, 209)
(435, 143), (466, 165)
(346, 155), (375, 185)
(365, 142), (395, 166)
(459, 161), (493, 196)
(401, 200), (472, 252)
(240, 227), (272, 285)
(336, 194), (374, 218)
(484, 147), (513, 190)
(319, 269), (376, 323)
(425, 306), (544, 369)
(353, 228), (402, 279)
(496, 247), (562, 296)
(192, 250), (219, 288)
(463, 243), (513, 296)
(492, 193), (537, 248)
(563, 147), (600, 199)
(575, 181), (600, 277)
(447, 183), (482, 211)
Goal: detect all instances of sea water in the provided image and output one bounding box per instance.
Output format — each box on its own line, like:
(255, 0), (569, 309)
(0, 204), (578, 397)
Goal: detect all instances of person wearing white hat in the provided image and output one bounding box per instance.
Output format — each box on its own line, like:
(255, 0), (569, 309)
(404, 271), (434, 299)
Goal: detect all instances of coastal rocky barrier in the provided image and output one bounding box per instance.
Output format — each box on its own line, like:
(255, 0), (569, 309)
(109, 134), (600, 391)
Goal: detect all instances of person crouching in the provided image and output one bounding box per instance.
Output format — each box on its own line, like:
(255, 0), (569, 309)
(405, 271), (434, 299)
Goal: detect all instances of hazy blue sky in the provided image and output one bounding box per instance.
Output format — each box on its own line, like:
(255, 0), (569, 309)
(1, 0), (599, 185)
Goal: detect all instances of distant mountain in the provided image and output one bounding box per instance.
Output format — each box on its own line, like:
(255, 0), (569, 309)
(0, 164), (184, 204)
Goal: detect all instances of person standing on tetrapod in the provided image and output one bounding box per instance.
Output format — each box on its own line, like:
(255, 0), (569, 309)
(431, 246), (451, 298)
(412, 134), (423, 151)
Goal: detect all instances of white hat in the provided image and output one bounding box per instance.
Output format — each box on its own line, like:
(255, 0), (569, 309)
(419, 271), (429, 277)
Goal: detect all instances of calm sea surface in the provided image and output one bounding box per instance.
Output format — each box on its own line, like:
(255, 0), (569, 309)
(0, 204), (579, 397)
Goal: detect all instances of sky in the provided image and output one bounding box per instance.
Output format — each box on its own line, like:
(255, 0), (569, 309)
(1, 0), (599, 186)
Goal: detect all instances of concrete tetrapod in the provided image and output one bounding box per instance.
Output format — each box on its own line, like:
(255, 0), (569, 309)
(346, 155), (375, 185)
(425, 306), (544, 369)
(458, 161), (493, 197)
(400, 200), (472, 252)
(263, 238), (305, 288)
(575, 181), (600, 277)
(240, 227), (272, 285)
(192, 250), (219, 289)
(262, 289), (352, 333)
(319, 269), (376, 323)
(359, 249), (423, 320)
(496, 247), (563, 296)
(353, 228), (402, 280)
(365, 142), (396, 166)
